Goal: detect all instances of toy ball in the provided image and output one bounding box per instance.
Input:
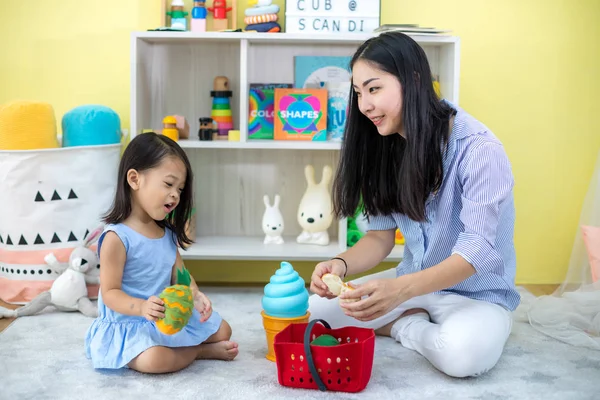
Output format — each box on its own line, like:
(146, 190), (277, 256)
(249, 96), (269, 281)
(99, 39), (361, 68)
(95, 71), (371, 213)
(311, 334), (339, 347)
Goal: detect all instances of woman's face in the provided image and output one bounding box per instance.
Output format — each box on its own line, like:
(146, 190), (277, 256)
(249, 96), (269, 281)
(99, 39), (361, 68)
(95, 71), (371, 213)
(352, 59), (404, 137)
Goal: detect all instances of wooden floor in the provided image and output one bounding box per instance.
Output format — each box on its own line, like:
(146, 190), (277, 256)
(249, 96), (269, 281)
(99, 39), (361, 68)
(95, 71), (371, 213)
(0, 285), (558, 334)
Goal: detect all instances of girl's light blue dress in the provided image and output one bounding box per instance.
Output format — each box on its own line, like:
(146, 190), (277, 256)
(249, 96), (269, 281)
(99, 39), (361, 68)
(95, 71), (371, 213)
(84, 223), (223, 369)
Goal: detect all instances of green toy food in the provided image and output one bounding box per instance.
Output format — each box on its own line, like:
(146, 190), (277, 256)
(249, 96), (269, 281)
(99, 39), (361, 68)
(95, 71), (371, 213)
(311, 334), (340, 346)
(156, 266), (194, 335)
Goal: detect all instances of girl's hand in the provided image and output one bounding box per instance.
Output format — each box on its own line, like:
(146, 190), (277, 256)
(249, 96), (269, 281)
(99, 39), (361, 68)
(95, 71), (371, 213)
(339, 276), (413, 321)
(194, 291), (213, 322)
(310, 259), (346, 298)
(141, 296), (165, 321)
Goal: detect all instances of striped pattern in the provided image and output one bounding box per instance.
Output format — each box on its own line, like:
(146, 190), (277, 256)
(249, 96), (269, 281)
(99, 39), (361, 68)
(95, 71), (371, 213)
(368, 103), (520, 311)
(244, 13), (278, 25)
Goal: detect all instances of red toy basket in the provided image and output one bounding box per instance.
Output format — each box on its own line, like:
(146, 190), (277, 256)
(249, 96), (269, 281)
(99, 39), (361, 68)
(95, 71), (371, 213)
(273, 319), (375, 393)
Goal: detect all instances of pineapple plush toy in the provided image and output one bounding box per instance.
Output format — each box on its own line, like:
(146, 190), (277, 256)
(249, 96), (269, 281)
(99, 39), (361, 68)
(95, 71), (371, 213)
(156, 266), (195, 335)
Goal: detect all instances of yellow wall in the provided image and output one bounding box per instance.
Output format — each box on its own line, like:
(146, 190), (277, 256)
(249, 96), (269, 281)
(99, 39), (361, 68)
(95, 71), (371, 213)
(1, 0), (598, 284)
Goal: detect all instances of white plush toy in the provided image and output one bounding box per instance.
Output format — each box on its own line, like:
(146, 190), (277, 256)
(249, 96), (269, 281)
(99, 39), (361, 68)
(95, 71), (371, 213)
(296, 165), (334, 246)
(262, 194), (285, 244)
(0, 226), (103, 319)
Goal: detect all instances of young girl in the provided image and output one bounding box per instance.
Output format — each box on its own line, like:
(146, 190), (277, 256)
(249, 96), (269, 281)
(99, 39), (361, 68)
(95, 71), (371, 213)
(85, 132), (238, 373)
(309, 32), (519, 378)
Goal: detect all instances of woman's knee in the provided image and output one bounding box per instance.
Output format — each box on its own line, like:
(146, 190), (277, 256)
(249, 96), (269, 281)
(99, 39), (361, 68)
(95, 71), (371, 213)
(433, 326), (507, 377)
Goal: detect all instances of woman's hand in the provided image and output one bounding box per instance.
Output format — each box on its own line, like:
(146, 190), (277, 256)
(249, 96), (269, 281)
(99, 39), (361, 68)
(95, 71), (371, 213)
(310, 259), (347, 298)
(339, 276), (414, 321)
(194, 290), (213, 322)
(141, 296), (165, 321)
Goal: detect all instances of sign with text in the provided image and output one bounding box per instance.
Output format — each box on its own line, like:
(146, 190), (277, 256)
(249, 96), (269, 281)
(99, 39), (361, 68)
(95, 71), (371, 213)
(285, 0), (381, 34)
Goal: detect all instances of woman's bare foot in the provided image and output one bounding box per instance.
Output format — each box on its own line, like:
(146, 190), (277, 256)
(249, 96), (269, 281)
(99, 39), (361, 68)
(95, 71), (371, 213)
(375, 308), (429, 337)
(196, 340), (239, 361)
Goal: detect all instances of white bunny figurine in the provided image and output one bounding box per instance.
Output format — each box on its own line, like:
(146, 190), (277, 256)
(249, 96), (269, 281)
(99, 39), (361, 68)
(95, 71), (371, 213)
(0, 226), (103, 319)
(296, 165), (334, 246)
(262, 194), (285, 244)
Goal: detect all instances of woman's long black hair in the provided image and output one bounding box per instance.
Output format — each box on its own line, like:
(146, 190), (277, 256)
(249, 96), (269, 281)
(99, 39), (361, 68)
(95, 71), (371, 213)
(334, 31), (456, 222)
(103, 132), (194, 248)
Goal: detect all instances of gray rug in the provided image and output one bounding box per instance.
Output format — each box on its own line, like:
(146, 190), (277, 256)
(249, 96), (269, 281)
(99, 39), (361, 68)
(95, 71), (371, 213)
(1, 287), (598, 400)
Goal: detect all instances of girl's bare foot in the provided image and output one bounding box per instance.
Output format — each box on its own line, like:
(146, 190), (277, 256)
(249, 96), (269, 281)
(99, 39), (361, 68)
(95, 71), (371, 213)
(196, 340), (239, 361)
(375, 308), (429, 337)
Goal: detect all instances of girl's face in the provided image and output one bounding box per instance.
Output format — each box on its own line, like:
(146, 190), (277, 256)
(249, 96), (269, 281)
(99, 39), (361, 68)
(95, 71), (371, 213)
(128, 156), (187, 222)
(352, 59), (404, 137)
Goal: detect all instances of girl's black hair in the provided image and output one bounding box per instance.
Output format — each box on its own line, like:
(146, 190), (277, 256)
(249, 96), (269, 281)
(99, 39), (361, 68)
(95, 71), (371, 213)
(334, 31), (456, 222)
(103, 132), (194, 248)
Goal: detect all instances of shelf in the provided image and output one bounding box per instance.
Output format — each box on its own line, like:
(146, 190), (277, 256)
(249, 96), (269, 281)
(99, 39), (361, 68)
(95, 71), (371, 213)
(178, 139), (342, 150)
(179, 236), (404, 262)
(134, 31), (458, 46)
(179, 236), (344, 260)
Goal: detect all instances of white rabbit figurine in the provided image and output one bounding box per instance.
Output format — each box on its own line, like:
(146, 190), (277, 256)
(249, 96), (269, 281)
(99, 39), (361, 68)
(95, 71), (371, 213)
(262, 194), (285, 244)
(0, 226), (103, 319)
(297, 165), (334, 246)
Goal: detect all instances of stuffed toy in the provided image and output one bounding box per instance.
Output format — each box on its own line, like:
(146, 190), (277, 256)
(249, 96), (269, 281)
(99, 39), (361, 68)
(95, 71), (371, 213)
(0, 226), (103, 319)
(156, 266), (194, 335)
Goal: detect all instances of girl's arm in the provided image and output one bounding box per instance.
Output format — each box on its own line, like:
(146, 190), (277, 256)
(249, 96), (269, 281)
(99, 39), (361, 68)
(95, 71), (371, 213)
(100, 231), (146, 316)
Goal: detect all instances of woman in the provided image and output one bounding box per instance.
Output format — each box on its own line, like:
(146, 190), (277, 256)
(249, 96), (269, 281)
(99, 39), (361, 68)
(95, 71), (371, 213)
(309, 31), (519, 378)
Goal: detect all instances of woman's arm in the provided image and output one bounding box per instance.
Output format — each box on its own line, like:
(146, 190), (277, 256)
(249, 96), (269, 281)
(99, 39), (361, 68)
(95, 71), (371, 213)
(334, 228), (396, 276)
(400, 254), (476, 298)
(100, 231), (146, 316)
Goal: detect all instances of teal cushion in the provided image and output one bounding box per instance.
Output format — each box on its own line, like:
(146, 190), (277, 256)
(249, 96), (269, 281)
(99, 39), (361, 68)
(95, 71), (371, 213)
(62, 105), (121, 147)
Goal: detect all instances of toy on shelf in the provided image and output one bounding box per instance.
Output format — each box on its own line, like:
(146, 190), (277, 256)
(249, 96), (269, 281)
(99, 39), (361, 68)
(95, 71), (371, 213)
(191, 0), (208, 32)
(0, 227), (104, 319)
(198, 117), (217, 140)
(210, 76), (233, 140)
(297, 165), (334, 246)
(395, 228), (405, 245)
(162, 116), (179, 141)
(262, 194), (284, 244)
(207, 0), (233, 31)
(227, 129), (240, 141)
(244, 0), (281, 32)
(346, 204), (368, 247)
(156, 266), (195, 335)
(174, 115), (190, 139)
(261, 261), (310, 361)
(166, 0), (189, 30)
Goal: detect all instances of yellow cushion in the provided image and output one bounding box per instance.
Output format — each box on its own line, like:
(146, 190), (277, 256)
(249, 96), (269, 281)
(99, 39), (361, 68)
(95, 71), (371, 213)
(0, 100), (59, 150)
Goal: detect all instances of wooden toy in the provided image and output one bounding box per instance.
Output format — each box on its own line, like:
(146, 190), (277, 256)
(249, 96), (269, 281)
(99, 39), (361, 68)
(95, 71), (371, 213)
(166, 0), (189, 30)
(198, 117), (216, 141)
(162, 116), (179, 141)
(244, 0), (281, 32)
(191, 0), (208, 32)
(173, 115), (190, 139)
(207, 0), (233, 31)
(210, 76), (233, 140)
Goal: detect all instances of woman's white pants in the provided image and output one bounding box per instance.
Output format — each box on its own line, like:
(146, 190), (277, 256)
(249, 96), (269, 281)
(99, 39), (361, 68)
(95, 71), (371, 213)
(308, 268), (513, 378)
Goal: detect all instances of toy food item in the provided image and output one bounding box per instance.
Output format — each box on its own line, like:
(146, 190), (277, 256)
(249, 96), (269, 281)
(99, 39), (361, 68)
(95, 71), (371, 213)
(156, 267), (194, 335)
(310, 333), (339, 346)
(322, 273), (358, 303)
(262, 261), (309, 318)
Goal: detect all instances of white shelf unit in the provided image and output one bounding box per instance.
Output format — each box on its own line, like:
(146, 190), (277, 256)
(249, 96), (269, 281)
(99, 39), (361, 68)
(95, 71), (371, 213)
(130, 32), (460, 262)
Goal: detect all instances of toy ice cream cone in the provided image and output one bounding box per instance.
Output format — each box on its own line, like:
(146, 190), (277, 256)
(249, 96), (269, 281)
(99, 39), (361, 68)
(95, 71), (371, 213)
(261, 261), (310, 361)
